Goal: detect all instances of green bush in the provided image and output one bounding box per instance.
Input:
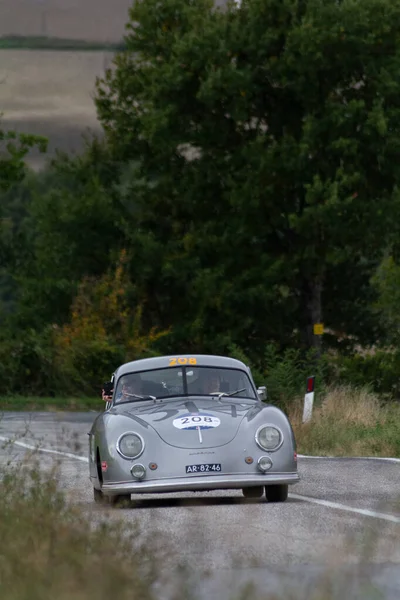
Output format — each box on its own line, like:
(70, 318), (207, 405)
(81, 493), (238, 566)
(0, 327), (124, 397)
(332, 348), (400, 400)
(261, 344), (329, 410)
(229, 343), (329, 410)
(0, 327), (64, 396)
(53, 336), (126, 396)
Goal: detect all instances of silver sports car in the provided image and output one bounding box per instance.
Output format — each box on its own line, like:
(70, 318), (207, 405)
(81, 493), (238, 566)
(88, 354), (299, 506)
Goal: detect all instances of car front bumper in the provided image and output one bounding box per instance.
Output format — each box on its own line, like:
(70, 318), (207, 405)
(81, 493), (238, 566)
(99, 472), (300, 495)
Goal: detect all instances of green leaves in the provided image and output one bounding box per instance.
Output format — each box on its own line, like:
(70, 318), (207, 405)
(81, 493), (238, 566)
(90, 0), (400, 353)
(0, 124), (47, 191)
(4, 0), (400, 386)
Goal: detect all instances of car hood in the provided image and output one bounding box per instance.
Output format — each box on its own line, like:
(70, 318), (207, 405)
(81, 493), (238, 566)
(114, 396), (261, 449)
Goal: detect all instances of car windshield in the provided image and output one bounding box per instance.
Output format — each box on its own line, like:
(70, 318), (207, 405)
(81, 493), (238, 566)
(113, 366), (257, 404)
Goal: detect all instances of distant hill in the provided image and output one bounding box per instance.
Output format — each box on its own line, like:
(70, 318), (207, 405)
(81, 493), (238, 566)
(0, 35), (126, 51)
(0, 0), (230, 43)
(0, 0), (230, 171)
(0, 0), (133, 42)
(0, 35), (125, 52)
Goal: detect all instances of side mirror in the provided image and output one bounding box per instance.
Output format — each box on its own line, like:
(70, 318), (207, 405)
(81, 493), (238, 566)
(257, 385), (267, 401)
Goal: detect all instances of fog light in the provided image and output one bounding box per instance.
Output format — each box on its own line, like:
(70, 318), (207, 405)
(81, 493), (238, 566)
(131, 464), (146, 479)
(257, 456), (273, 472)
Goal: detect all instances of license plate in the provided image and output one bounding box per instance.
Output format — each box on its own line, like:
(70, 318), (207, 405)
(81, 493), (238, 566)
(186, 463), (221, 473)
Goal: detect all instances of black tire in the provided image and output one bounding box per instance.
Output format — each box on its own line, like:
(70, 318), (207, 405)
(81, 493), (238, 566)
(108, 494), (132, 508)
(93, 487), (105, 504)
(265, 484), (288, 503)
(242, 486), (264, 499)
(94, 488), (131, 507)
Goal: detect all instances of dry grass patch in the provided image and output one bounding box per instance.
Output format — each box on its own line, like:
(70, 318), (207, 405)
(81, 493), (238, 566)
(289, 385), (400, 457)
(318, 386), (383, 427)
(0, 456), (170, 600)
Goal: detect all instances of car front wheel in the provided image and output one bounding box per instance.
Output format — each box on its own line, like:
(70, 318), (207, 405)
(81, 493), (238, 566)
(265, 484), (288, 503)
(242, 486), (264, 499)
(93, 488), (131, 507)
(93, 487), (105, 504)
(108, 494), (131, 508)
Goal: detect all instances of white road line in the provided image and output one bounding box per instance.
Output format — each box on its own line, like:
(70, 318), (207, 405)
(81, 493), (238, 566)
(299, 454), (400, 464)
(290, 493), (400, 524)
(0, 436), (89, 463)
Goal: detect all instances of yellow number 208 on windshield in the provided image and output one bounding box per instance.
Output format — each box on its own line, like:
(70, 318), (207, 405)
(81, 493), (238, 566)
(169, 357), (197, 366)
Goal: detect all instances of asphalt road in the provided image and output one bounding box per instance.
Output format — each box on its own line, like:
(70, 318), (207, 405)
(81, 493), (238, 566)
(0, 411), (399, 599)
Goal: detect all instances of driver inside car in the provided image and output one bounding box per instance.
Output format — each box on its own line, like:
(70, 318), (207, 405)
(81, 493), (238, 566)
(115, 375), (144, 402)
(204, 371), (223, 394)
(189, 369), (223, 395)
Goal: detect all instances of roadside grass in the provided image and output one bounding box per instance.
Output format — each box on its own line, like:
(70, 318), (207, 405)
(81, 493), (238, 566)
(0, 395), (102, 412)
(290, 385), (400, 458)
(0, 455), (164, 600)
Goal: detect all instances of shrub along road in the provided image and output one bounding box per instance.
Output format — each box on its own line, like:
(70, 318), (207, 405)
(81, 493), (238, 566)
(0, 410), (399, 599)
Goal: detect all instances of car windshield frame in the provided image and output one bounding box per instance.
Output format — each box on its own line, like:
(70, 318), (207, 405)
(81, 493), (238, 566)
(113, 365), (257, 405)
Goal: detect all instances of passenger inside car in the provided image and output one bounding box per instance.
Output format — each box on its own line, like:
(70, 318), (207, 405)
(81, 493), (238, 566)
(188, 369), (225, 395)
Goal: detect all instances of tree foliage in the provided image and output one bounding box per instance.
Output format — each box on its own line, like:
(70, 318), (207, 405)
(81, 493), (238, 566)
(3, 0), (400, 396)
(0, 123), (47, 191)
(94, 0), (400, 355)
(371, 255), (400, 341)
(0, 121), (47, 321)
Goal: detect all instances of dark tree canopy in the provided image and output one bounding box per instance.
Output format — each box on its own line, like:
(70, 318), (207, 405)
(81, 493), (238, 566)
(93, 0), (400, 354)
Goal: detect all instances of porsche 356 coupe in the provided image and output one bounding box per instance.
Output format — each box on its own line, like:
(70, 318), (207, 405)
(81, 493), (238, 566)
(88, 354), (299, 506)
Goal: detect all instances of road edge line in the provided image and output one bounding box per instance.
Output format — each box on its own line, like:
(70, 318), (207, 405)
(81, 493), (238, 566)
(0, 435), (89, 463)
(290, 493), (400, 524)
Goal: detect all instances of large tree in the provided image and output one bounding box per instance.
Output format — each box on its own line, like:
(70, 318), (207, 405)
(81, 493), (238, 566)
(94, 0), (400, 355)
(0, 121), (47, 320)
(0, 148), (123, 329)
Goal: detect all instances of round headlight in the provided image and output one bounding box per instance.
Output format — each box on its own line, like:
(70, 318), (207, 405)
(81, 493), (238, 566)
(256, 425), (282, 451)
(117, 433), (144, 459)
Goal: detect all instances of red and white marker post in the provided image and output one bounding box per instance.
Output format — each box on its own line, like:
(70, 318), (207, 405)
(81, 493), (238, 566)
(302, 375), (315, 423)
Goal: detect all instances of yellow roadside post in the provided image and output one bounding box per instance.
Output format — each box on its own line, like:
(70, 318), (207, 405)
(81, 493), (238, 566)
(313, 323), (324, 336)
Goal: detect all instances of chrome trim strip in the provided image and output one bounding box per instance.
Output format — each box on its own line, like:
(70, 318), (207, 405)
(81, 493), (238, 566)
(101, 472), (300, 495)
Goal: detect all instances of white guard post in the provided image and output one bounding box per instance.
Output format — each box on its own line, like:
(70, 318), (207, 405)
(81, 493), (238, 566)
(302, 375), (315, 424)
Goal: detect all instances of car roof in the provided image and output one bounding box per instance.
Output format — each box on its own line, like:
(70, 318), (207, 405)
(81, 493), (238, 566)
(115, 354), (250, 378)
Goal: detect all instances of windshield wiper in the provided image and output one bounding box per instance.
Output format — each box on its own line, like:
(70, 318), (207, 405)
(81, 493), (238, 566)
(210, 388), (246, 400)
(227, 388), (246, 397)
(123, 393), (156, 401)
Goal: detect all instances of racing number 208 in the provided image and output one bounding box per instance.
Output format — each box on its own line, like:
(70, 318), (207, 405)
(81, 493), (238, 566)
(169, 357), (197, 366)
(181, 416), (213, 424)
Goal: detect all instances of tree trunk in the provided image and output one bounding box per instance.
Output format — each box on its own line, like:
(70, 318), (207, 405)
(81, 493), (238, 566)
(302, 277), (323, 355)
